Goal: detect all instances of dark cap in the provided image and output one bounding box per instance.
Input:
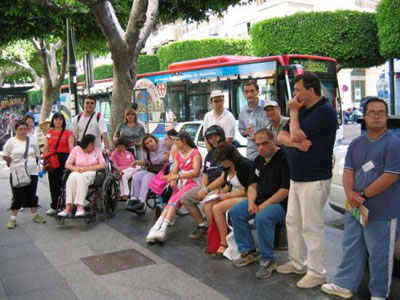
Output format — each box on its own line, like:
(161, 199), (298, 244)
(171, 131), (192, 140)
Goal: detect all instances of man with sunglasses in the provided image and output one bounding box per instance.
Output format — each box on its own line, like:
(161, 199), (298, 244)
(322, 98), (400, 300)
(70, 96), (110, 154)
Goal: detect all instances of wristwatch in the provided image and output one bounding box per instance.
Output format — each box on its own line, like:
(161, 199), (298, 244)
(202, 186), (210, 193)
(360, 190), (369, 199)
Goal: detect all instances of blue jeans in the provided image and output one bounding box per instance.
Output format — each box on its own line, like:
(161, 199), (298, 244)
(334, 212), (399, 298)
(230, 200), (286, 262)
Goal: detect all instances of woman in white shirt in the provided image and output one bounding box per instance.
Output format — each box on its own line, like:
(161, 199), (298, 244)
(2, 120), (46, 229)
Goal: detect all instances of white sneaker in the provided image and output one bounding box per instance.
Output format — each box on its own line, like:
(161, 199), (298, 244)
(46, 208), (57, 215)
(276, 262), (307, 274)
(146, 228), (158, 243)
(371, 297), (385, 300)
(57, 210), (71, 217)
(75, 209), (86, 217)
(321, 283), (353, 298)
(154, 229), (166, 242)
(297, 274), (325, 289)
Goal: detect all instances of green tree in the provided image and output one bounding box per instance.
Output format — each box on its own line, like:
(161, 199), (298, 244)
(74, 0), (250, 136)
(251, 10), (385, 69)
(157, 38), (253, 70)
(376, 0), (400, 59)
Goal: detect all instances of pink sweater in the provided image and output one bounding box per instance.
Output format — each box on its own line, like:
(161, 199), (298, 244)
(66, 146), (105, 168)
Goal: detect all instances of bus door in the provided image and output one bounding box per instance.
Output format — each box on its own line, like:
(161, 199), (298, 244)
(134, 89), (150, 132)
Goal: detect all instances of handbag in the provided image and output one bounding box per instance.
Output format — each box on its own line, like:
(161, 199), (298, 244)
(145, 151), (164, 174)
(43, 129), (64, 172)
(206, 218), (220, 254)
(10, 137), (32, 188)
(148, 162), (170, 195)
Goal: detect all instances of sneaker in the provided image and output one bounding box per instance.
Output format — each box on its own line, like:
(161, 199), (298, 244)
(276, 262), (307, 274)
(135, 202), (146, 214)
(189, 226), (208, 240)
(126, 199), (139, 212)
(146, 228), (158, 244)
(75, 209), (86, 217)
(154, 229), (166, 242)
(256, 261), (277, 279)
(46, 208), (57, 216)
(297, 273), (325, 289)
(58, 210), (72, 218)
(370, 297), (385, 300)
(32, 214), (46, 224)
(321, 283), (353, 298)
(233, 251), (260, 267)
(7, 219), (16, 229)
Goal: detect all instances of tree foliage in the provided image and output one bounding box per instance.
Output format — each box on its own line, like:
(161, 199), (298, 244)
(251, 10), (385, 69)
(376, 0), (400, 59)
(157, 38), (253, 70)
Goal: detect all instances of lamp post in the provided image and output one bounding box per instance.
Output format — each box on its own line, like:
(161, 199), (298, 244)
(67, 18), (79, 116)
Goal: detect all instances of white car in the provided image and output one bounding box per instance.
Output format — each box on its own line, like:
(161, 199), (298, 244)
(175, 121), (247, 160)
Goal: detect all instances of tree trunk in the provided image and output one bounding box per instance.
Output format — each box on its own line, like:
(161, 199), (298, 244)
(110, 62), (135, 137)
(40, 85), (56, 124)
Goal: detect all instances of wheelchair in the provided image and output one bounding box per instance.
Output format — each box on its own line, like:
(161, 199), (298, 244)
(145, 187), (189, 221)
(54, 155), (120, 226)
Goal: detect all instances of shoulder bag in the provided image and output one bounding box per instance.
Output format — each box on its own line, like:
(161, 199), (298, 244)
(43, 129), (64, 172)
(11, 137), (32, 188)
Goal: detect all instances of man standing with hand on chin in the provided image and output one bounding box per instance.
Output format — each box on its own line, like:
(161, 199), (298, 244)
(277, 72), (337, 288)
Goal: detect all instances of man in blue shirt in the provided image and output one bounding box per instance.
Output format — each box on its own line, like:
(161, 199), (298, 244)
(277, 72), (337, 288)
(238, 81), (269, 161)
(322, 98), (400, 299)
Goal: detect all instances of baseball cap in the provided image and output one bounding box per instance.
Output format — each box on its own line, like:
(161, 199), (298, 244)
(171, 131), (192, 141)
(263, 100), (279, 110)
(210, 90), (224, 100)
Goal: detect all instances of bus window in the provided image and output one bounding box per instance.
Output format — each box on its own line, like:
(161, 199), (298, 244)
(164, 85), (186, 122)
(233, 78), (276, 117)
(188, 94), (209, 121)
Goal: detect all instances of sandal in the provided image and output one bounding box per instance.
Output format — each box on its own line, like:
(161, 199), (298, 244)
(210, 244), (227, 259)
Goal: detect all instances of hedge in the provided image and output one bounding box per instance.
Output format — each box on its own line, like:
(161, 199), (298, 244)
(157, 38), (253, 70)
(376, 0), (400, 59)
(251, 10), (385, 69)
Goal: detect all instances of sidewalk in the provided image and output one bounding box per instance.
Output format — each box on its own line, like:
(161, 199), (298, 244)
(0, 158), (399, 300)
(0, 160), (227, 300)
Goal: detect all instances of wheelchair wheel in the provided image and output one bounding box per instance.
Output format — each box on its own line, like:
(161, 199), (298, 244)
(83, 211), (99, 226)
(146, 191), (158, 210)
(55, 216), (65, 225)
(101, 175), (119, 218)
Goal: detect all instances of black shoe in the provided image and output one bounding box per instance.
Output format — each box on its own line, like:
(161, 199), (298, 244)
(126, 199), (139, 212)
(134, 202), (146, 215)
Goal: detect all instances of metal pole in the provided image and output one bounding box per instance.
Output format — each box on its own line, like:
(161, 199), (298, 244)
(388, 59), (395, 115)
(67, 18), (79, 116)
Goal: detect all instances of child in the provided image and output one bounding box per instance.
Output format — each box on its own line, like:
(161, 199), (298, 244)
(110, 138), (138, 200)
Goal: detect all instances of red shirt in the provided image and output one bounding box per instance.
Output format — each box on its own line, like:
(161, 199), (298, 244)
(46, 129), (72, 153)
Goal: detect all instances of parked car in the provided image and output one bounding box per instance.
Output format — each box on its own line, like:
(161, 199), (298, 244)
(175, 121), (247, 160)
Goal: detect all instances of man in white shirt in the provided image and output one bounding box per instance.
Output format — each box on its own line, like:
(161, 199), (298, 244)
(70, 96), (110, 153)
(203, 90), (235, 151)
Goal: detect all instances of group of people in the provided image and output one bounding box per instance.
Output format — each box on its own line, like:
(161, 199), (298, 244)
(2, 71), (399, 300)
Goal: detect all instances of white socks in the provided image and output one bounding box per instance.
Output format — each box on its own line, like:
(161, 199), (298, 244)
(11, 216), (17, 221)
(199, 221), (208, 227)
(151, 217), (165, 231)
(159, 219), (171, 232)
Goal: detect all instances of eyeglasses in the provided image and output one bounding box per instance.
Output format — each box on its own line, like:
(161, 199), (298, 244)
(365, 111), (387, 118)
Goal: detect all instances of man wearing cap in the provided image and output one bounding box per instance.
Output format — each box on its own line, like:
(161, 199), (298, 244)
(203, 90), (236, 151)
(264, 101), (289, 144)
(238, 81), (269, 161)
(181, 125), (226, 240)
